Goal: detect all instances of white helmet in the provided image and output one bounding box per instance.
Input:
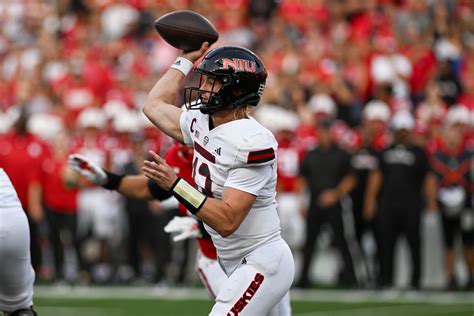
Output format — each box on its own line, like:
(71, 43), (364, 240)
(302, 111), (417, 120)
(0, 106), (21, 134)
(27, 113), (64, 141)
(391, 110), (415, 131)
(103, 99), (128, 120)
(112, 110), (140, 133)
(77, 107), (107, 129)
(308, 94), (337, 117)
(363, 100), (391, 122)
(446, 105), (471, 125)
(254, 105), (299, 132)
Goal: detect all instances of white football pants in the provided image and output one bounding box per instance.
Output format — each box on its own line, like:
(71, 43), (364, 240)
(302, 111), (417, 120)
(0, 207), (35, 312)
(209, 239), (294, 316)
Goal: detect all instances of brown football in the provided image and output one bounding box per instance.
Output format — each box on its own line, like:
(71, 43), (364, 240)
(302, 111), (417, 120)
(154, 10), (219, 52)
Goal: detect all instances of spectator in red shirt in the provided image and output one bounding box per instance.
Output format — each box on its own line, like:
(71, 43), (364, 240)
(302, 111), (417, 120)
(414, 81), (448, 149)
(457, 72), (474, 111)
(0, 109), (47, 276)
(406, 36), (438, 104)
(41, 130), (79, 283)
(415, 81), (448, 129)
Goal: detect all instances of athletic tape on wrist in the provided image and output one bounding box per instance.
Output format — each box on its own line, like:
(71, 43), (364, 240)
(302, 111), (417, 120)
(170, 177), (207, 215)
(170, 57), (194, 76)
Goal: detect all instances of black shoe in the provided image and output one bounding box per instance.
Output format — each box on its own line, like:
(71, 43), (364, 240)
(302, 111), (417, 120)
(464, 277), (474, 291)
(337, 271), (358, 289)
(446, 278), (457, 291)
(411, 280), (421, 291)
(10, 307), (38, 316)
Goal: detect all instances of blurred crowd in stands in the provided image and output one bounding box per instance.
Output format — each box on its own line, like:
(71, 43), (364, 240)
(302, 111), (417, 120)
(0, 0), (472, 290)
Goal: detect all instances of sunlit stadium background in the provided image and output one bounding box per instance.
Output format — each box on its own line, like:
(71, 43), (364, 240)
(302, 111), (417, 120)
(1, 0), (473, 315)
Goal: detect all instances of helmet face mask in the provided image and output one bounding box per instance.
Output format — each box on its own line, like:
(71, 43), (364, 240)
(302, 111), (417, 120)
(184, 46), (267, 115)
(184, 72), (230, 115)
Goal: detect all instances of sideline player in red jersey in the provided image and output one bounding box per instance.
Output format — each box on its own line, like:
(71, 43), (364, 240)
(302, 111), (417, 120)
(68, 142), (226, 299)
(429, 107), (474, 290)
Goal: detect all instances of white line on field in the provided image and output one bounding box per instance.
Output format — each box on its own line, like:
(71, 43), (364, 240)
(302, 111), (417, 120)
(289, 289), (474, 304)
(293, 303), (472, 316)
(34, 286), (474, 305)
(37, 306), (116, 316)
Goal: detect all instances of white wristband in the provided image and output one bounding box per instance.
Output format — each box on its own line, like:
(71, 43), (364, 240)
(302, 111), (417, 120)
(170, 57), (194, 76)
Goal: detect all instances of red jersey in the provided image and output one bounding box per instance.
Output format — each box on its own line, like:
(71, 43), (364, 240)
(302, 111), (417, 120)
(41, 154), (78, 212)
(164, 144), (194, 191)
(275, 132), (300, 192)
(352, 128), (390, 152)
(457, 94), (474, 111)
(103, 133), (135, 172)
(0, 132), (48, 209)
(294, 123), (318, 160)
(196, 238), (218, 260)
(331, 121), (360, 151)
(164, 143), (217, 260)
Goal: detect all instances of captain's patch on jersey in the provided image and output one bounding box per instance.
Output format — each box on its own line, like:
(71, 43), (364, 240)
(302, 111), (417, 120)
(247, 148), (275, 164)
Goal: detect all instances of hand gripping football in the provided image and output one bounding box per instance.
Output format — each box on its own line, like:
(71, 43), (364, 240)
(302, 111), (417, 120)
(154, 10), (219, 52)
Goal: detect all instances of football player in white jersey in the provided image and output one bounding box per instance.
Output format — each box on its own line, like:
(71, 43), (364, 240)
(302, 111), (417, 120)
(0, 168), (37, 316)
(142, 43), (294, 315)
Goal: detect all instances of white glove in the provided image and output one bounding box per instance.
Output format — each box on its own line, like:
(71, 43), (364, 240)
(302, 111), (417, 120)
(68, 153), (107, 185)
(164, 216), (201, 242)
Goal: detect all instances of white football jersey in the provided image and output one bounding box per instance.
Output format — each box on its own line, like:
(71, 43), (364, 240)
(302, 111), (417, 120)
(180, 110), (282, 262)
(0, 168), (22, 209)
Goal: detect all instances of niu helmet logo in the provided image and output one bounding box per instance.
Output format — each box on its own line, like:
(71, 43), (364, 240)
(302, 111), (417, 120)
(222, 58), (256, 73)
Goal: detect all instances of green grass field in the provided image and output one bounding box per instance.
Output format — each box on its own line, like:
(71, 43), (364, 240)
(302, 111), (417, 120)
(31, 286), (473, 316)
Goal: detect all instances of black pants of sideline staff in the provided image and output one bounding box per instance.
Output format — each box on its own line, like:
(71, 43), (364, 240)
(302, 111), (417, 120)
(297, 203), (358, 288)
(45, 207), (81, 280)
(378, 206), (421, 288)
